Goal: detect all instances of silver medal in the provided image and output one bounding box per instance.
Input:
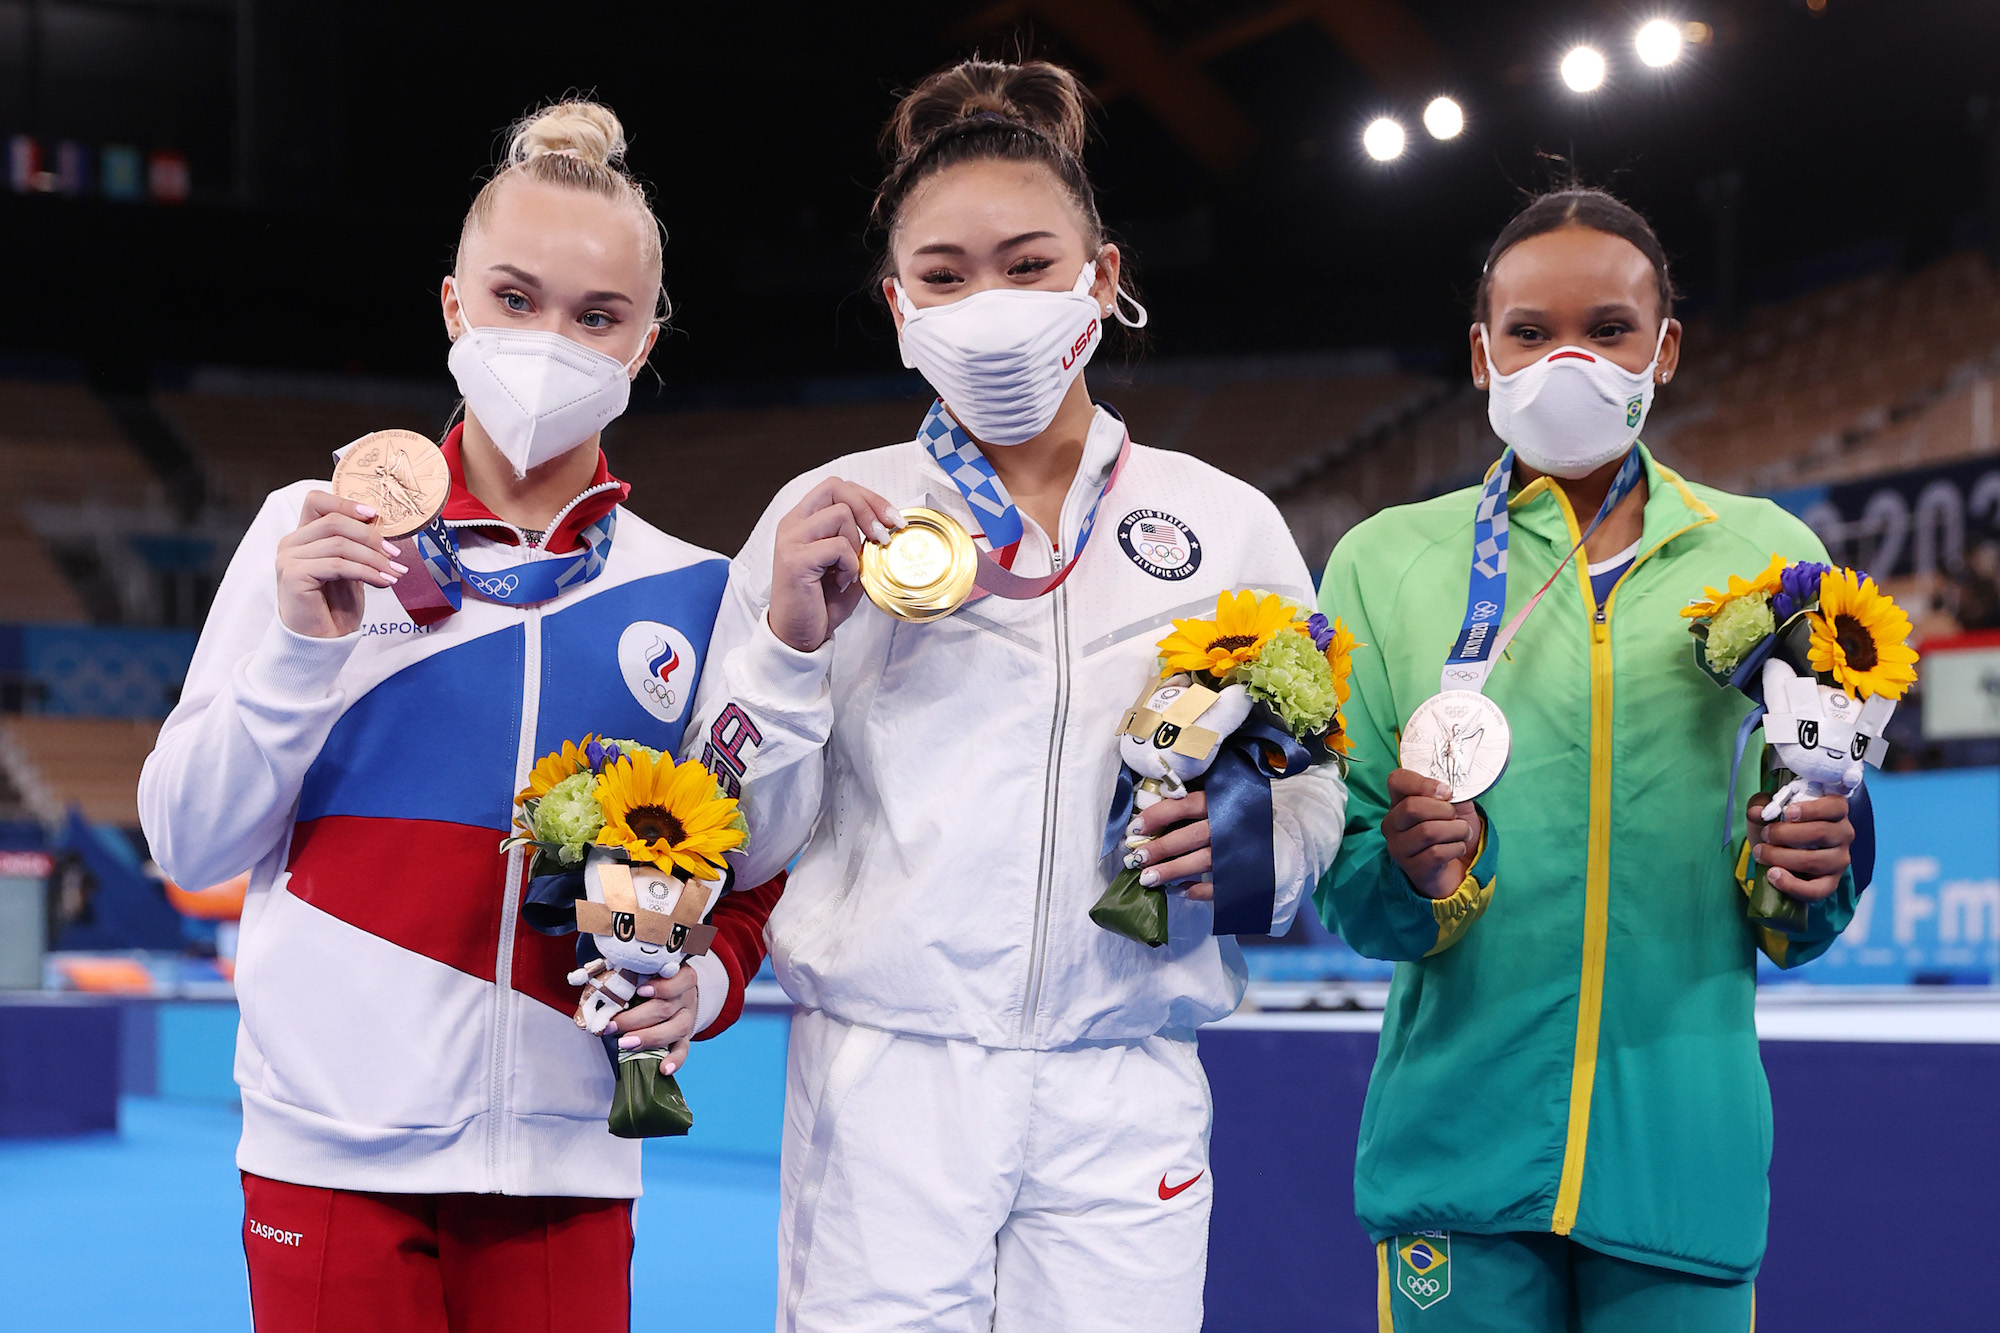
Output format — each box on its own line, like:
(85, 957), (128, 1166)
(1400, 690), (1511, 802)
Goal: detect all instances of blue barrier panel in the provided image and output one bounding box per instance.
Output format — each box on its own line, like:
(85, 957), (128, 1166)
(20, 623), (198, 718)
(1197, 1018), (2000, 1333)
(1764, 767), (2000, 985)
(156, 1002), (240, 1102)
(670, 1010), (790, 1157)
(0, 998), (120, 1136)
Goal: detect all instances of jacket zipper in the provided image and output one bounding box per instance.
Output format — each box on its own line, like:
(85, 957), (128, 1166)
(488, 605), (543, 1189)
(1546, 479), (1715, 1236)
(1019, 535), (1071, 1045)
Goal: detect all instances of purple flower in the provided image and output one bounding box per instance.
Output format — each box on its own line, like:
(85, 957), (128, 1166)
(1304, 612), (1336, 652)
(584, 739), (622, 773)
(1773, 561), (1831, 622)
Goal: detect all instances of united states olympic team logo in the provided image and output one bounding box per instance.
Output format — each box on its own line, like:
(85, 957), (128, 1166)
(617, 621), (698, 724)
(1117, 509), (1202, 580)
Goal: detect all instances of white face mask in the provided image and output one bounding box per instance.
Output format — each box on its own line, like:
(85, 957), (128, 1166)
(893, 260), (1147, 446)
(1482, 321), (1668, 478)
(446, 280), (649, 478)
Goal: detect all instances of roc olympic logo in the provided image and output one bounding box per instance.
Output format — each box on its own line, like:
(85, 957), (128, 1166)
(617, 621), (698, 724)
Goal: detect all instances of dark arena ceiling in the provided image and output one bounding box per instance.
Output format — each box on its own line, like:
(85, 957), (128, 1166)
(1, 0), (1996, 391)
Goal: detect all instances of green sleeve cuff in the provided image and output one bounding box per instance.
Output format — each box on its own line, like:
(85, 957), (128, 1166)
(1425, 808), (1497, 958)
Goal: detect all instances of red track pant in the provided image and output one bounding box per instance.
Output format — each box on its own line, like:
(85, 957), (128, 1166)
(241, 1171), (633, 1333)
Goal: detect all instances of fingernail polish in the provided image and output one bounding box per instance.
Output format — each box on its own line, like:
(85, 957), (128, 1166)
(618, 1034), (640, 1050)
(886, 507), (906, 528)
(355, 504), (377, 520)
(382, 541), (402, 557)
(1127, 817), (1145, 836)
(604, 1021), (619, 1034)
(1124, 849), (1146, 869)
(1139, 869), (1160, 887)
(662, 1062), (678, 1075)
(870, 522), (891, 544)
(637, 986), (655, 999)
(390, 562), (409, 576)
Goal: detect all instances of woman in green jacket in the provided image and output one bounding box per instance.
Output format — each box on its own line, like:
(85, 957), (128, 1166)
(1317, 188), (1862, 1332)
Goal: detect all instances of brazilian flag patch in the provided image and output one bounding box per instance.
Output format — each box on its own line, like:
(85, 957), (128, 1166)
(1395, 1231), (1451, 1309)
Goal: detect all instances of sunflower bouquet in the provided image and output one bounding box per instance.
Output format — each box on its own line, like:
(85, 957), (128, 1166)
(1682, 557), (1918, 927)
(1093, 591), (1358, 947)
(505, 736), (747, 1138)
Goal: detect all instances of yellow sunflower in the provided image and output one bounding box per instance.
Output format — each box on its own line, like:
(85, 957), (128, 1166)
(1806, 568), (1919, 700)
(516, 734), (594, 805)
(594, 750), (748, 880)
(1680, 552), (1786, 621)
(1158, 591), (1306, 679)
(1323, 616), (1360, 708)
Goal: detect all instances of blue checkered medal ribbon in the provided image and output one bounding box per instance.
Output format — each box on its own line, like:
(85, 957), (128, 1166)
(411, 510), (618, 610)
(1441, 447), (1646, 693)
(918, 399), (1128, 595)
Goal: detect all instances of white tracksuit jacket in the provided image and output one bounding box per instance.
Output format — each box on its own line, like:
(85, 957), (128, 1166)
(139, 475), (740, 1198)
(689, 406), (1349, 1049)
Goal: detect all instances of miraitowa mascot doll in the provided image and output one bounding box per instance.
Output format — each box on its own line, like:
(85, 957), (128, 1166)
(1685, 559), (1918, 930)
(1093, 593), (1357, 947)
(511, 737), (746, 1137)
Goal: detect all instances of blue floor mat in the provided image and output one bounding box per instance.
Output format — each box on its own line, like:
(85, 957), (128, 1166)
(0, 1098), (780, 1331)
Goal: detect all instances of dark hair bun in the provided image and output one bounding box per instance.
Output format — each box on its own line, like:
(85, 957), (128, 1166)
(882, 59), (1091, 168)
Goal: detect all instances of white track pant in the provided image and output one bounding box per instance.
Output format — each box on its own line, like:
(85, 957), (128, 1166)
(776, 1008), (1214, 1333)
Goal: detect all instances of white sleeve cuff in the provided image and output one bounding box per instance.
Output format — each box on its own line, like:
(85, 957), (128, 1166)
(739, 614), (836, 693)
(241, 616), (360, 706)
(687, 950), (731, 1036)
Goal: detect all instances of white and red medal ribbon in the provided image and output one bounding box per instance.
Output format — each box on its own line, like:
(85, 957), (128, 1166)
(916, 398), (1131, 604)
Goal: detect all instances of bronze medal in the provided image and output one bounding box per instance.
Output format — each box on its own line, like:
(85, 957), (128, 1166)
(859, 507), (978, 623)
(332, 430), (451, 539)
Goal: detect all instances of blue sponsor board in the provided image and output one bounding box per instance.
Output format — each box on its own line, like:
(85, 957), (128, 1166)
(0, 624), (198, 718)
(1765, 766), (2000, 985)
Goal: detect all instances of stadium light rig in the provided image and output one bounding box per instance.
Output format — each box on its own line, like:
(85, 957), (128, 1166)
(1362, 117), (1406, 162)
(1635, 19), (1683, 67)
(1422, 97), (1464, 141)
(1561, 46), (1607, 92)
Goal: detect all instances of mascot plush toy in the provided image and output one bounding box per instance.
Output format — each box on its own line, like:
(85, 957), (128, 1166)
(1756, 656), (1894, 821)
(1092, 674), (1255, 948)
(568, 852), (721, 1034)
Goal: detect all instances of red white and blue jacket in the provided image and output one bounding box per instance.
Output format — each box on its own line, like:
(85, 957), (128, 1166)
(140, 429), (780, 1198)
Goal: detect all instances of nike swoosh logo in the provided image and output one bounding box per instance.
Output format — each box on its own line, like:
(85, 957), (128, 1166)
(1158, 1171), (1204, 1200)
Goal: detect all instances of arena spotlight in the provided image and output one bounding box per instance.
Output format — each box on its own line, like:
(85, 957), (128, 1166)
(1422, 97), (1465, 140)
(1561, 46), (1607, 92)
(1635, 19), (1683, 67)
(1362, 117), (1406, 162)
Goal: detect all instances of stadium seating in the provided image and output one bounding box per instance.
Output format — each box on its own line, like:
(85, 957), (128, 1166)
(0, 379), (159, 624)
(155, 388), (455, 514)
(0, 715), (160, 826)
(1277, 250), (2000, 566)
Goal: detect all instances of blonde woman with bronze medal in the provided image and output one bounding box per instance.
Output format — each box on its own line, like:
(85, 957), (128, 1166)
(139, 102), (783, 1332)
(686, 59), (1348, 1333)
(1317, 189), (1866, 1332)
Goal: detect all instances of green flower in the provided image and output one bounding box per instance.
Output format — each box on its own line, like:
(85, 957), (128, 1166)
(536, 770), (605, 864)
(1240, 628), (1340, 737)
(1704, 590), (1776, 674)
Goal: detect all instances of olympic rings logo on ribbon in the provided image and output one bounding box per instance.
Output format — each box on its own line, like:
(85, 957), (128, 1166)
(466, 571), (522, 596)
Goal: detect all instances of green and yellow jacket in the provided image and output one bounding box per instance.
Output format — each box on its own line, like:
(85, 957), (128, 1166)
(1315, 445), (1859, 1282)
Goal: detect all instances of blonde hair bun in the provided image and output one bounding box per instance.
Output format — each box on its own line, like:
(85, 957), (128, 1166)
(507, 100), (628, 172)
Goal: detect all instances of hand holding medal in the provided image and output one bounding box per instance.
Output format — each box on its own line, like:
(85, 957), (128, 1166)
(1386, 446), (1646, 893)
(275, 429), (449, 639)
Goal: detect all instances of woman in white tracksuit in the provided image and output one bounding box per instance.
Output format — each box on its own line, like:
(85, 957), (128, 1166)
(686, 59), (1347, 1332)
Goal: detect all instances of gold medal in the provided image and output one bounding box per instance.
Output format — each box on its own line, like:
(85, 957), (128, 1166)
(331, 430), (451, 539)
(859, 507), (978, 622)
